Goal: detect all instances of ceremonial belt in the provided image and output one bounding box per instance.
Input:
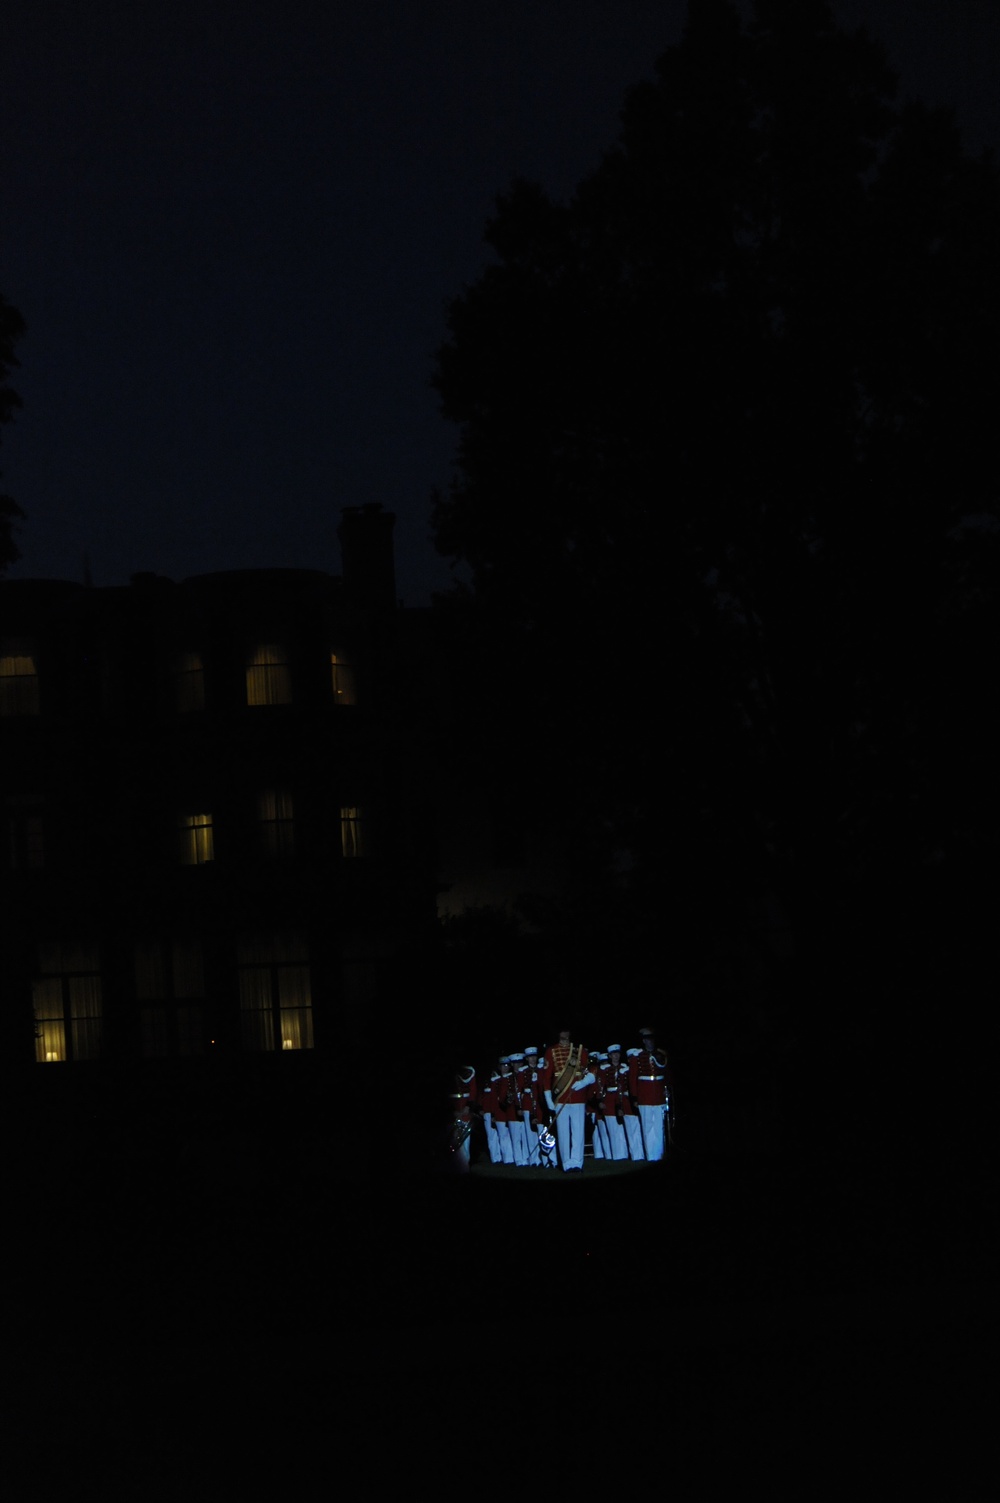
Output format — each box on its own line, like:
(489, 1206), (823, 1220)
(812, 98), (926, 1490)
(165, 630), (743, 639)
(553, 1044), (583, 1103)
(638, 1075), (662, 1082)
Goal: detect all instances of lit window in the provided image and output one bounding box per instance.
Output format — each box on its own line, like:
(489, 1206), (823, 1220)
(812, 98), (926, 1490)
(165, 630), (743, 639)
(0, 640), (40, 715)
(237, 933), (314, 1052)
(259, 789), (294, 858)
(172, 652), (205, 713)
(330, 650), (357, 705)
(246, 645), (292, 706)
(33, 942), (103, 1063)
(340, 806), (366, 859)
(179, 813), (214, 865)
(135, 937), (206, 1057)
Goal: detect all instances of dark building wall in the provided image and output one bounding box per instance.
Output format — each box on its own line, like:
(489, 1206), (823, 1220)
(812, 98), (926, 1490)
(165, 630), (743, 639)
(0, 514), (437, 1083)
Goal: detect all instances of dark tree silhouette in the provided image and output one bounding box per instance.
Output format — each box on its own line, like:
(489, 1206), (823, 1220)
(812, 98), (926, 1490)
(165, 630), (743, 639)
(431, 0), (1000, 1137)
(0, 290), (26, 573)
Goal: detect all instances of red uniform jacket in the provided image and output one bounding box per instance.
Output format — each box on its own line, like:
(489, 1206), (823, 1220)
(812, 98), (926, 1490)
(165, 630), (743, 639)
(495, 1070), (519, 1123)
(518, 1069), (544, 1120)
(601, 1063), (629, 1117)
(451, 1068), (477, 1124)
(543, 1042), (593, 1105)
(480, 1074), (500, 1118)
(613, 1063), (637, 1115)
(629, 1048), (668, 1107)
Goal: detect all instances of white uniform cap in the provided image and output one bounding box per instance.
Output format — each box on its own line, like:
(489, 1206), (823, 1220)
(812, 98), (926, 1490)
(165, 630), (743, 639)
(524, 1046), (538, 1056)
(607, 1044), (621, 1053)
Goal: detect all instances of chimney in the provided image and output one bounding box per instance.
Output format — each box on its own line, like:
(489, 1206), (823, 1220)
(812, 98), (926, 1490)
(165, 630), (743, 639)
(338, 504), (397, 615)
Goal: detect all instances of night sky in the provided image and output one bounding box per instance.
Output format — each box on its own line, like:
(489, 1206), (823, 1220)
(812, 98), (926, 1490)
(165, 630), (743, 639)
(3, 0), (998, 604)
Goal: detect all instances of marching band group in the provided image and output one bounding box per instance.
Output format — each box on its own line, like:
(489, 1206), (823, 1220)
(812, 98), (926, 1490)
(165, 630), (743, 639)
(451, 1028), (672, 1172)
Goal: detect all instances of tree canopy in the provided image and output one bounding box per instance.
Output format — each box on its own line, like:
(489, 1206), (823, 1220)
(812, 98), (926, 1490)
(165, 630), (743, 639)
(431, 0), (1000, 1106)
(0, 290), (26, 573)
(430, 0), (998, 937)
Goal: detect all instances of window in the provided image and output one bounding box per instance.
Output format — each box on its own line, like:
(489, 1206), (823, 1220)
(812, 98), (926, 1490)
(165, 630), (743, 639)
(179, 812), (214, 865)
(134, 937), (206, 1057)
(33, 942), (103, 1063)
(246, 645), (291, 706)
(5, 795), (44, 870)
(330, 649), (357, 706)
(172, 652), (205, 713)
(259, 789), (294, 858)
(340, 806), (366, 859)
(0, 640), (40, 715)
(237, 934), (314, 1052)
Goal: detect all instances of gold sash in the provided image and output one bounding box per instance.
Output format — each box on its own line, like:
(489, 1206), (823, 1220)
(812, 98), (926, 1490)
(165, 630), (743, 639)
(553, 1042), (583, 1103)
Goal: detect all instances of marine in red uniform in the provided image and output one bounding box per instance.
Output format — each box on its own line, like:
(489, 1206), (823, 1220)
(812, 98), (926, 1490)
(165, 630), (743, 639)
(542, 1030), (594, 1171)
(601, 1045), (630, 1161)
(534, 1046), (557, 1167)
(480, 1069), (504, 1164)
(589, 1052), (610, 1159)
(493, 1056), (517, 1165)
(622, 1048), (646, 1160)
(450, 1065), (477, 1170)
(521, 1047), (543, 1167)
(628, 1027), (670, 1162)
(506, 1052), (529, 1165)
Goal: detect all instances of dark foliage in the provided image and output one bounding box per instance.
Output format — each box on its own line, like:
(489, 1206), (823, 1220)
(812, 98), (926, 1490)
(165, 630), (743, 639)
(431, 0), (1000, 1132)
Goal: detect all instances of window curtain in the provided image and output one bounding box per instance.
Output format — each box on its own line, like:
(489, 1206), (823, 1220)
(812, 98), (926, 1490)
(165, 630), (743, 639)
(340, 807), (365, 859)
(33, 942), (102, 1062)
(246, 646), (292, 706)
(237, 935), (312, 1051)
(330, 651), (357, 706)
(135, 938), (206, 1055)
(69, 975), (103, 1060)
(33, 977), (66, 1062)
(238, 965), (275, 1051)
(0, 644), (40, 715)
(259, 790), (294, 858)
(278, 964), (314, 1050)
(179, 813), (214, 865)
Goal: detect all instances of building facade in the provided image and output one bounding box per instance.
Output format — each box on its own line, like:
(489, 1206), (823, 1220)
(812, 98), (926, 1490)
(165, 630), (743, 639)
(0, 507), (436, 1085)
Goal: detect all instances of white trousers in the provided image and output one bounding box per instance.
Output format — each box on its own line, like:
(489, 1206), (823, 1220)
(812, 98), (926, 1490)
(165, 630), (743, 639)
(604, 1116), (629, 1161)
(484, 1114), (503, 1164)
(508, 1118), (528, 1166)
(556, 1104), (586, 1170)
(522, 1112), (541, 1166)
(624, 1115), (645, 1161)
(496, 1121), (515, 1165)
(639, 1104), (665, 1162)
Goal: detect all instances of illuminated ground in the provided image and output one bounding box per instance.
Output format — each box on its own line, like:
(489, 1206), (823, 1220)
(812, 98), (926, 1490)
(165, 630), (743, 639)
(469, 1154), (649, 1180)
